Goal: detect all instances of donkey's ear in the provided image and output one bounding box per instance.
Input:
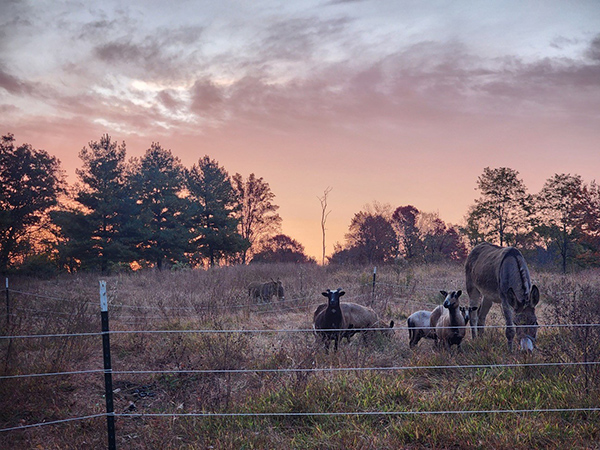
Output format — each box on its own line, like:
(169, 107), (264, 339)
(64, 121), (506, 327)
(531, 285), (540, 306)
(440, 290), (448, 298)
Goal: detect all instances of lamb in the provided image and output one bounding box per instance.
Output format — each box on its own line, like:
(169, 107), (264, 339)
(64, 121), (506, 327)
(313, 288), (348, 352)
(434, 290), (474, 352)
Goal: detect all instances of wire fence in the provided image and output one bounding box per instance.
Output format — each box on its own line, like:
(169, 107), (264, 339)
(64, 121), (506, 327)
(2, 281), (599, 439)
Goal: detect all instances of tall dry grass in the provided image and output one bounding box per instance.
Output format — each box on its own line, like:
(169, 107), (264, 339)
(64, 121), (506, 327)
(1, 262), (599, 449)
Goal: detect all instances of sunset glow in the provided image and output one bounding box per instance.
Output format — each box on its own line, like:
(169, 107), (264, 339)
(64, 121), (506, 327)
(2, 1), (599, 259)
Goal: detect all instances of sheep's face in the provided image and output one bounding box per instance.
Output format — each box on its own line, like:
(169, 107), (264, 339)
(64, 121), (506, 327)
(322, 288), (345, 309)
(441, 290), (462, 309)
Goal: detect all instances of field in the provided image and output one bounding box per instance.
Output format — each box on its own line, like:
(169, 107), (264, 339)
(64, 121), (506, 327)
(1, 262), (599, 449)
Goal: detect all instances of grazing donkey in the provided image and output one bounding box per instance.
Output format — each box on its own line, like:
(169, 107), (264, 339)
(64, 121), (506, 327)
(465, 242), (540, 352)
(313, 288), (348, 352)
(248, 279), (285, 303)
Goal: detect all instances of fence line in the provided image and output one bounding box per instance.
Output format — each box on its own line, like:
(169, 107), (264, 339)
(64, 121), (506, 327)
(4, 406), (599, 434)
(0, 414), (108, 433)
(117, 407), (600, 419)
(3, 360), (599, 381)
(2, 322), (600, 341)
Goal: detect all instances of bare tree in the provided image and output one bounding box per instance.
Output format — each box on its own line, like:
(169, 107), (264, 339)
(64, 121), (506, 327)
(318, 187), (332, 265)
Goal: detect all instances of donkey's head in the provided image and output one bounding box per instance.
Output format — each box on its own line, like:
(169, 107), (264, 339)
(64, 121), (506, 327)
(322, 288), (345, 309)
(441, 290), (462, 309)
(274, 279), (285, 300)
(508, 285), (540, 351)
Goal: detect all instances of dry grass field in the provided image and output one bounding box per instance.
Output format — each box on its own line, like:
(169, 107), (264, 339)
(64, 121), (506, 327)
(1, 262), (599, 449)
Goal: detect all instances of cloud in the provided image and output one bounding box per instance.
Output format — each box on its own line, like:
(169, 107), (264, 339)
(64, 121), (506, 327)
(0, 67), (33, 95)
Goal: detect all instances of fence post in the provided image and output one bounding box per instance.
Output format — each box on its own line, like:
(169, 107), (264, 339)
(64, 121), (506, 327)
(100, 280), (116, 450)
(371, 267), (377, 304)
(5, 278), (9, 326)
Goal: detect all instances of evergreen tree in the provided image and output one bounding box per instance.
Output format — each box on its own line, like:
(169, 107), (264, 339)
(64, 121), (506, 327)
(52, 135), (138, 273)
(0, 134), (63, 273)
(129, 143), (190, 269)
(187, 156), (248, 267)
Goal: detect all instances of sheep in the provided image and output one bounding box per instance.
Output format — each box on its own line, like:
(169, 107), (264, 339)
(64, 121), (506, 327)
(407, 309), (436, 348)
(435, 290), (473, 352)
(408, 296), (478, 349)
(313, 288), (347, 352)
(314, 301), (394, 343)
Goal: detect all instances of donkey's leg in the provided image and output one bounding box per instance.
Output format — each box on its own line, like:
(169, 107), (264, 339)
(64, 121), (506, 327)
(467, 288), (482, 339)
(474, 296), (493, 338)
(501, 303), (516, 352)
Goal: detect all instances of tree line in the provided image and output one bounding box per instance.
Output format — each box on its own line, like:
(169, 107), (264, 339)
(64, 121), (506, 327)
(1, 133), (599, 274)
(330, 167), (600, 272)
(1, 133), (313, 275)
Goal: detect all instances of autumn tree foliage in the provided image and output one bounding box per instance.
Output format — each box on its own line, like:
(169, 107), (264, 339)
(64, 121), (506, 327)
(232, 173), (281, 264)
(469, 167), (532, 246)
(251, 234), (314, 264)
(535, 174), (585, 273)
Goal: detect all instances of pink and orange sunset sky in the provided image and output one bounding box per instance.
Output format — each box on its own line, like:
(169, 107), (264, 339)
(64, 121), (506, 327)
(2, 1), (600, 260)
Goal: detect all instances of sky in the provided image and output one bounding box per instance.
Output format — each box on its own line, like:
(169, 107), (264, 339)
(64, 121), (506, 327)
(2, 0), (600, 260)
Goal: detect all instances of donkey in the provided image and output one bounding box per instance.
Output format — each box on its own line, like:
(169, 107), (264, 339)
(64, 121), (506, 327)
(313, 288), (348, 352)
(248, 279), (285, 303)
(465, 242), (540, 352)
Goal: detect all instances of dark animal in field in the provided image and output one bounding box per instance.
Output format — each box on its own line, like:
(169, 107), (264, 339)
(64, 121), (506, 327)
(433, 290), (472, 352)
(314, 301), (394, 343)
(465, 242), (540, 352)
(248, 279), (285, 303)
(313, 288), (348, 352)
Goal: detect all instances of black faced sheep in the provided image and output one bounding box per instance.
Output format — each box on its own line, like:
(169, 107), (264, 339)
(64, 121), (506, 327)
(313, 288), (347, 352)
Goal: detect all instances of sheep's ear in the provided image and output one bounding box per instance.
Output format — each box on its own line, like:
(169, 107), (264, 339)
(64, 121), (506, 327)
(322, 291), (329, 297)
(440, 290), (448, 297)
(456, 290), (462, 298)
(531, 285), (540, 306)
(470, 306), (479, 312)
(389, 320), (394, 328)
(339, 290), (345, 297)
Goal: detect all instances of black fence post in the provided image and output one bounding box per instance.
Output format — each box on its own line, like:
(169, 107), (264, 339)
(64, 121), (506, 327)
(100, 280), (116, 450)
(5, 278), (9, 326)
(371, 267), (377, 305)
